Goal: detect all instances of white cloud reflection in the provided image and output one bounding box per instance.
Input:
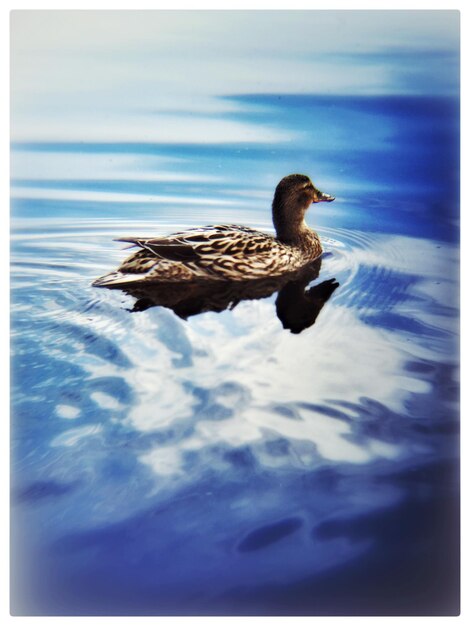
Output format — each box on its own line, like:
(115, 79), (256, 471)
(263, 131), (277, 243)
(10, 151), (217, 183)
(133, 300), (412, 480)
(11, 110), (293, 144)
(10, 187), (241, 206)
(11, 11), (459, 143)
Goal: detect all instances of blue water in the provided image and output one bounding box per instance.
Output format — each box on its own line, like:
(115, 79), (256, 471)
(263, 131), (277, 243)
(10, 94), (459, 615)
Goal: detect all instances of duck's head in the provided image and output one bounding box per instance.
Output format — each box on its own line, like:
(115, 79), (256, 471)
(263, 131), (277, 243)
(272, 174), (334, 242)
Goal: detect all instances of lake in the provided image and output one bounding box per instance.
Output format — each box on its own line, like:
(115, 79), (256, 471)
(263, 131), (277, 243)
(10, 17), (460, 616)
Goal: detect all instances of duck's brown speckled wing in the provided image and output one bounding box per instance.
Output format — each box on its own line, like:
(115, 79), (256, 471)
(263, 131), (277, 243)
(116, 225), (273, 260)
(93, 225), (301, 286)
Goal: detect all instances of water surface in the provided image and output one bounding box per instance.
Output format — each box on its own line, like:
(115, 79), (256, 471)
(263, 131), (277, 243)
(11, 94), (459, 615)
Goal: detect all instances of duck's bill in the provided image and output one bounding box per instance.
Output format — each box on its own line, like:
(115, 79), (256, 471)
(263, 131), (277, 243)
(317, 191), (335, 202)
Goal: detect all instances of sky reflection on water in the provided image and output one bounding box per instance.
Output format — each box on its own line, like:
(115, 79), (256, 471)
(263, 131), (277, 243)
(10, 10), (459, 617)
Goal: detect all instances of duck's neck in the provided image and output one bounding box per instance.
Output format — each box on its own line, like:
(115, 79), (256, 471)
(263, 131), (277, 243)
(273, 201), (311, 245)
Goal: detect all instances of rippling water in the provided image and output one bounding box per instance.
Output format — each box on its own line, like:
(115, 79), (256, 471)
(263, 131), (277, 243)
(11, 94), (459, 615)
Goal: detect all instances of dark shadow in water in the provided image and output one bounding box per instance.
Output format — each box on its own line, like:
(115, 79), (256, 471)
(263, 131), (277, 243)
(12, 480), (80, 504)
(103, 258), (339, 334)
(238, 517), (303, 552)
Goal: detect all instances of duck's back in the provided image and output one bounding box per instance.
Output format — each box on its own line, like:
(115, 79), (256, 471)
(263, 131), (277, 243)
(93, 224), (321, 286)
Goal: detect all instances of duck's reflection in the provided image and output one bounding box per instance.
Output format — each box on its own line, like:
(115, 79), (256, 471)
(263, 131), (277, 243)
(108, 258), (338, 334)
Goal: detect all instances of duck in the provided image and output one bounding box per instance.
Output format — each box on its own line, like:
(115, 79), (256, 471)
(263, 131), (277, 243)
(92, 174), (334, 286)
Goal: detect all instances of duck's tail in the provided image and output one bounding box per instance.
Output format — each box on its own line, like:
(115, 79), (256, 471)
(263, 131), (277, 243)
(92, 271), (146, 288)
